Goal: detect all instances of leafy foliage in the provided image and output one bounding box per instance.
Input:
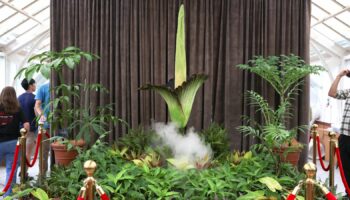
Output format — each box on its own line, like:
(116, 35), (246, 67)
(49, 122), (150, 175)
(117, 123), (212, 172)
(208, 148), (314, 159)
(15, 46), (99, 80)
(41, 135), (307, 200)
(14, 47), (121, 143)
(199, 123), (230, 159)
(237, 54), (324, 102)
(226, 151), (252, 167)
(236, 55), (324, 173)
(7, 124), (335, 200)
(116, 127), (156, 156)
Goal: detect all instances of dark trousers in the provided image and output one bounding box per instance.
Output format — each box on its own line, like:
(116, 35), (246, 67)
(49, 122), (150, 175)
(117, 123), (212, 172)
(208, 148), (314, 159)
(339, 134), (350, 195)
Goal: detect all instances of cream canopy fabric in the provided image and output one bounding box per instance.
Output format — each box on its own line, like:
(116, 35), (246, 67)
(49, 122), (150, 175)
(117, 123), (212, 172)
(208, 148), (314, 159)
(0, 0), (50, 56)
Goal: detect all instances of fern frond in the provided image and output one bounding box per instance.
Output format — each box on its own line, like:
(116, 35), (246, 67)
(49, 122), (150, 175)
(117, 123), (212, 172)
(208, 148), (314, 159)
(246, 91), (274, 124)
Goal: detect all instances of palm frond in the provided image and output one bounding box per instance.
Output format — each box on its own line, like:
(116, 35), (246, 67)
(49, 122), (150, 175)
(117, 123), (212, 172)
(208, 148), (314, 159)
(246, 91), (274, 124)
(237, 125), (262, 139)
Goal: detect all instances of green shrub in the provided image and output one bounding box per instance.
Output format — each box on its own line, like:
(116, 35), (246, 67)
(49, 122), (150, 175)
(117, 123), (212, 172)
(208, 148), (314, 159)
(44, 139), (306, 200)
(200, 123), (230, 159)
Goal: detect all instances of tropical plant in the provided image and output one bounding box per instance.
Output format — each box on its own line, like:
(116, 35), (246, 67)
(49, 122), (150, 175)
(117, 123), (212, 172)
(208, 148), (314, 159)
(140, 5), (207, 129)
(237, 54), (324, 173)
(237, 55), (324, 126)
(15, 47), (120, 143)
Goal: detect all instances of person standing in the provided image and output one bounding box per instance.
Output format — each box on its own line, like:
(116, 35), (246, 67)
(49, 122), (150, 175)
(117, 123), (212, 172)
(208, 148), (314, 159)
(18, 79), (37, 170)
(34, 82), (50, 176)
(0, 87), (29, 197)
(328, 69), (350, 199)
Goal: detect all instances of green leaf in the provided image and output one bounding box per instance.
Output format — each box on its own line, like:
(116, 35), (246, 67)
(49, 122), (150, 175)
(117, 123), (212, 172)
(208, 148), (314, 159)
(165, 191), (179, 197)
(82, 53), (93, 61)
(40, 64), (51, 79)
(176, 74), (208, 125)
(140, 85), (185, 127)
(296, 196), (305, 200)
(52, 57), (64, 69)
(243, 151), (252, 159)
(148, 185), (162, 196)
(14, 67), (27, 80)
(65, 57), (76, 69)
(31, 188), (49, 200)
(64, 46), (80, 51)
(258, 177), (282, 192)
(24, 66), (37, 80)
(236, 191), (265, 200)
(167, 158), (195, 170)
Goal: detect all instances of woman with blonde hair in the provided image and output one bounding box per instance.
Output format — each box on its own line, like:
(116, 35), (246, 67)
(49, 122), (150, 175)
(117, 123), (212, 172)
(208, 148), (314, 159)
(0, 86), (29, 197)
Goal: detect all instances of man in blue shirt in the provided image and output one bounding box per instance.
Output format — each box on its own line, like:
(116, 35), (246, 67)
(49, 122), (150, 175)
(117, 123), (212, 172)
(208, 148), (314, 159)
(18, 79), (37, 167)
(34, 82), (50, 175)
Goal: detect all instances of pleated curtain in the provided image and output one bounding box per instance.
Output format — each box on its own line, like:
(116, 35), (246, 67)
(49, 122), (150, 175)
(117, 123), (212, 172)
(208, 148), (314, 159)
(51, 0), (311, 166)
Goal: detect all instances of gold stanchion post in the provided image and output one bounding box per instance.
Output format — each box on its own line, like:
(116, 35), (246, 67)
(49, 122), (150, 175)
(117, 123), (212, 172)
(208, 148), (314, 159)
(328, 131), (337, 191)
(38, 121), (44, 185)
(304, 162), (317, 200)
(311, 124), (318, 165)
(84, 160), (97, 200)
(19, 128), (27, 185)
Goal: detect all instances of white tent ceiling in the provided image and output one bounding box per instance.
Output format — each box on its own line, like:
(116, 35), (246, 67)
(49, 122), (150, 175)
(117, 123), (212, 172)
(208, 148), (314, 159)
(310, 0), (350, 63)
(0, 0), (348, 62)
(0, 0), (50, 56)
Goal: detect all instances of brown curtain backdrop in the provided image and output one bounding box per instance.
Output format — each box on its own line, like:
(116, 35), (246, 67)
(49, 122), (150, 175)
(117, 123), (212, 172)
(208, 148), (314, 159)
(51, 0), (311, 165)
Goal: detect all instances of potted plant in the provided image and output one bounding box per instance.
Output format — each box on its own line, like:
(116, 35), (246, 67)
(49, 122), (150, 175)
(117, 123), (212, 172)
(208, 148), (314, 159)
(236, 54), (324, 172)
(15, 46), (119, 166)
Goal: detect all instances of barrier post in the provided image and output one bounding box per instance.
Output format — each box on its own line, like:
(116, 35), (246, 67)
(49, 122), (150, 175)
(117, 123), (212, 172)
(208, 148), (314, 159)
(329, 131), (337, 191)
(287, 162), (337, 199)
(19, 128), (27, 185)
(38, 121), (44, 185)
(84, 160), (97, 200)
(304, 162), (317, 200)
(311, 124), (318, 165)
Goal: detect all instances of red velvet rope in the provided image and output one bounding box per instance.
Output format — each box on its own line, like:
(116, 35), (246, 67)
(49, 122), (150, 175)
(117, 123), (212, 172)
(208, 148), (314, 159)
(1, 143), (20, 193)
(26, 133), (42, 167)
(76, 193), (109, 200)
(335, 147), (350, 195)
(316, 136), (330, 171)
(325, 192), (337, 200)
(287, 190), (337, 199)
(286, 194), (296, 200)
(100, 193), (110, 200)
